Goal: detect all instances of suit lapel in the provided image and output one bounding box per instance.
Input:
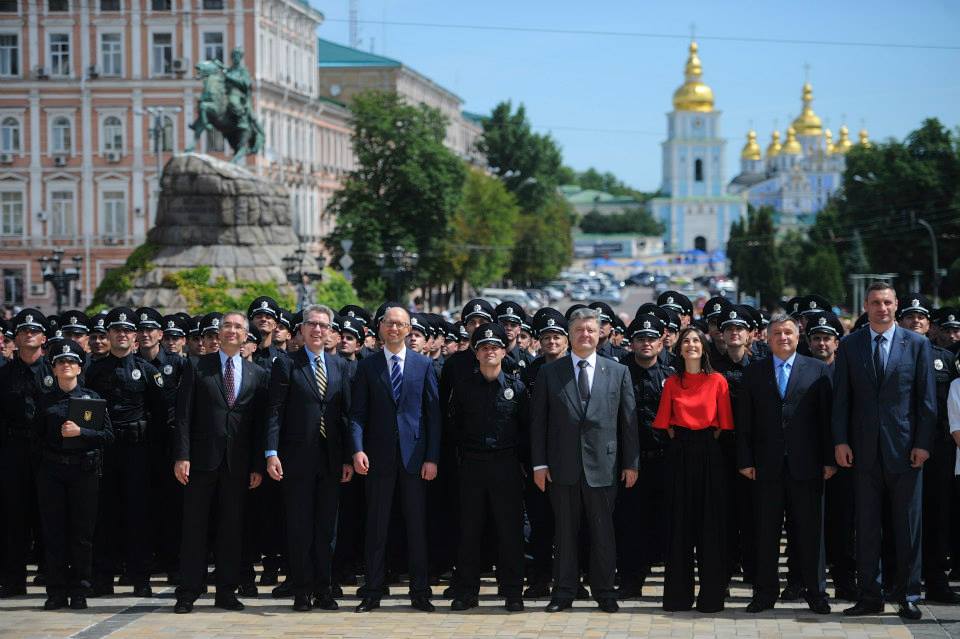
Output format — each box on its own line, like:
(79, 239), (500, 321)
(585, 358), (609, 419)
(858, 330), (880, 388)
(781, 355), (804, 403)
(377, 352), (394, 402)
(236, 358), (253, 402)
(881, 327), (904, 388)
(212, 354), (229, 406)
(299, 350), (323, 402)
(560, 356), (585, 418)
(399, 355), (417, 406)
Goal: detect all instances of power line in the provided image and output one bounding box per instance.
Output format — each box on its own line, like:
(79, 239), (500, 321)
(322, 18), (960, 52)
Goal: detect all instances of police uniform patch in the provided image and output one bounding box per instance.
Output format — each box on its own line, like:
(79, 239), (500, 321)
(934, 359), (944, 371)
(518, 360), (526, 367)
(503, 388), (514, 400)
(163, 364), (173, 375)
(153, 373), (164, 387)
(82, 394), (91, 399)
(131, 369), (142, 380)
(484, 329), (493, 338)
(44, 375), (54, 387)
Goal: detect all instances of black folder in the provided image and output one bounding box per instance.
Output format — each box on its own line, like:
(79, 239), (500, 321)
(65, 397), (107, 449)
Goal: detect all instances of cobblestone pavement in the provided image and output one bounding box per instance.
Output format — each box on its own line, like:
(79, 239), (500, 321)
(3, 565), (955, 639)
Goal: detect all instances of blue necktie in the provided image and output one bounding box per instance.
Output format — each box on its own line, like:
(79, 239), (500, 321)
(390, 354), (402, 403)
(873, 334), (886, 385)
(777, 362), (788, 398)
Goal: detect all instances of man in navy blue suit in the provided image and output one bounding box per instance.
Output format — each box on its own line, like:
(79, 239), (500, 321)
(349, 303), (441, 613)
(832, 282), (936, 620)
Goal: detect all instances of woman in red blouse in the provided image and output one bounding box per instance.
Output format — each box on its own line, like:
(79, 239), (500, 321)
(652, 326), (734, 613)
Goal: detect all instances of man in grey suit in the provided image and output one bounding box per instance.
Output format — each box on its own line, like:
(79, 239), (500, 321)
(832, 282), (936, 620)
(530, 307), (639, 613)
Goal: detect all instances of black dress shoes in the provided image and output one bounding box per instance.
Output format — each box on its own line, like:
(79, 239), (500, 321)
(745, 599), (775, 613)
(505, 599), (524, 612)
(545, 599), (573, 612)
(598, 599), (619, 613)
(132, 585), (153, 598)
(259, 568), (279, 586)
(523, 583), (550, 599)
(43, 595), (69, 610)
(926, 588), (960, 604)
(897, 601), (922, 620)
(293, 595), (312, 612)
(271, 581), (292, 598)
(354, 597), (380, 613)
(834, 585), (859, 601)
(576, 584), (590, 600)
(173, 598), (194, 614)
(214, 594), (245, 611)
(843, 600), (884, 616)
(780, 583), (804, 601)
(69, 595), (88, 610)
(411, 596), (435, 612)
(331, 583), (343, 598)
(616, 584), (643, 600)
(237, 583), (258, 598)
(450, 597), (479, 611)
(806, 598), (831, 615)
(312, 594), (338, 610)
(0, 585), (26, 599)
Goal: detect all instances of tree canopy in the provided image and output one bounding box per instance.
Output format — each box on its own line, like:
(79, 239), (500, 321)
(579, 208), (664, 235)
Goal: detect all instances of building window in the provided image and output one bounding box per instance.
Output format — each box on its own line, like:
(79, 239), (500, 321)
(151, 32), (172, 75)
(49, 0), (69, 10)
(102, 191), (126, 236)
(0, 117), (19, 152)
(151, 0), (171, 9)
(0, 191), (23, 235)
(694, 158), (703, 182)
(160, 116), (174, 152)
(51, 116), (71, 153)
(0, 1), (17, 12)
(101, 32), (122, 76)
(49, 33), (71, 76)
(0, 34), (17, 76)
(202, 0), (224, 9)
(100, 0), (120, 10)
(2, 268), (24, 306)
(102, 115), (123, 152)
(50, 190), (74, 236)
(202, 32), (224, 62)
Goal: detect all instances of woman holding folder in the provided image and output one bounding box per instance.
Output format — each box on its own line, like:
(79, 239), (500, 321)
(34, 340), (113, 611)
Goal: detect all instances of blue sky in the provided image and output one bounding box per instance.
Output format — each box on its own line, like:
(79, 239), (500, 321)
(309, 0), (960, 192)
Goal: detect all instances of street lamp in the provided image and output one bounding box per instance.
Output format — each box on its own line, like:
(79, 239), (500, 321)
(283, 246), (325, 310)
(375, 245), (418, 301)
(39, 249), (82, 314)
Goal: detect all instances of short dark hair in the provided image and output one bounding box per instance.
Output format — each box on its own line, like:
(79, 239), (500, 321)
(866, 282), (896, 296)
(676, 326), (713, 382)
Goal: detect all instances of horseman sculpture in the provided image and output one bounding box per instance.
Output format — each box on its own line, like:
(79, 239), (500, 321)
(186, 47), (264, 163)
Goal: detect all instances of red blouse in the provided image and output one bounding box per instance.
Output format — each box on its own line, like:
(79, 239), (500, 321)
(652, 372), (735, 431)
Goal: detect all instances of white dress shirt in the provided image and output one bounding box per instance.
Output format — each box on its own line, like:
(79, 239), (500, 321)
(947, 378), (960, 476)
(868, 324), (897, 370)
(384, 344), (407, 375)
(218, 350), (243, 400)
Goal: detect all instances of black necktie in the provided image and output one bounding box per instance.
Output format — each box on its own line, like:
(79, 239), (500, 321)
(873, 334), (885, 385)
(577, 359), (590, 402)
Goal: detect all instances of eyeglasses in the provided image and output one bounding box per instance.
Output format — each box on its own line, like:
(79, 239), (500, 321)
(382, 321), (410, 329)
(302, 320), (331, 331)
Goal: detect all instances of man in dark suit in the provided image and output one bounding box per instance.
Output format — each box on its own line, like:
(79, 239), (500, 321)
(833, 282), (936, 620)
(737, 313), (834, 614)
(172, 311), (270, 614)
(265, 304), (353, 612)
(530, 306), (639, 613)
(349, 303), (441, 613)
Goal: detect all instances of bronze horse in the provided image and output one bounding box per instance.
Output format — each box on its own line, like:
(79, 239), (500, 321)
(185, 59), (264, 164)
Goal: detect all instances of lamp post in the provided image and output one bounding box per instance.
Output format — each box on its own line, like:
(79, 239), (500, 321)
(283, 246), (325, 310)
(39, 249), (82, 314)
(375, 245), (418, 302)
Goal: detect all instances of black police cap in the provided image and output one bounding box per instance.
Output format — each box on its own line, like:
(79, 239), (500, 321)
(135, 307), (164, 330)
(785, 297), (803, 318)
(462, 298), (495, 323)
(806, 311), (844, 338)
(532, 307), (567, 337)
(702, 297), (731, 321)
(0, 318), (10, 339)
(897, 294), (932, 319)
(374, 301), (405, 326)
(162, 314), (188, 336)
(278, 309), (294, 330)
(721, 305), (752, 330)
(628, 314), (665, 340)
(105, 307), (136, 331)
(495, 301), (526, 324)
(801, 294), (832, 316)
(248, 296), (280, 319)
(49, 338), (85, 365)
(88, 311), (108, 334)
(46, 314), (61, 339)
(60, 310), (90, 334)
(934, 307), (960, 329)
(189, 315), (204, 336)
(444, 321), (459, 342)
(329, 313), (342, 333)
(588, 301), (616, 323)
(246, 325), (262, 345)
(340, 316), (363, 340)
(410, 313), (430, 337)
(339, 305), (371, 327)
(200, 312), (223, 335)
(471, 322), (508, 349)
(658, 290), (692, 316)
(564, 303), (588, 320)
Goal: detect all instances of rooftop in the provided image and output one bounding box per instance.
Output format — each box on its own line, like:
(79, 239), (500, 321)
(561, 185), (639, 206)
(317, 38), (402, 68)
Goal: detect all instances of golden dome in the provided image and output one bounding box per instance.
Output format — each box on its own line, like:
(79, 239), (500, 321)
(672, 41), (715, 112)
(782, 126), (802, 155)
(766, 130), (782, 158)
(741, 130), (761, 161)
(833, 125), (853, 154)
(790, 82), (823, 136)
(824, 129), (834, 155)
(858, 128), (871, 147)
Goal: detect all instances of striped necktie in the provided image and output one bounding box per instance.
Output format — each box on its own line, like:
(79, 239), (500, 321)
(315, 355), (327, 438)
(390, 354), (402, 403)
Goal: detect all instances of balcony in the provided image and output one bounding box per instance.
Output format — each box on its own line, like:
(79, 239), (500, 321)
(0, 234), (144, 249)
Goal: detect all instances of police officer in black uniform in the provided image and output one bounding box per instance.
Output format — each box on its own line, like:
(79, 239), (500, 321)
(448, 322), (528, 612)
(496, 301), (534, 374)
(615, 314), (675, 599)
(59, 311), (90, 353)
(590, 302), (626, 360)
(248, 297), (287, 370)
(161, 314), (188, 357)
(136, 307), (185, 584)
(35, 340), (113, 610)
(86, 307), (168, 597)
(86, 312), (111, 363)
(658, 290), (693, 328)
(0, 309), (54, 598)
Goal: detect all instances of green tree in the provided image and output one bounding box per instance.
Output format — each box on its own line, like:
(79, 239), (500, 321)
(579, 208), (664, 235)
(779, 229), (845, 303)
(325, 91), (466, 302)
(511, 193), (574, 284)
(447, 169), (519, 288)
(726, 206), (782, 307)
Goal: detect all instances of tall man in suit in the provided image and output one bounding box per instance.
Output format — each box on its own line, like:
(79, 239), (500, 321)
(530, 307), (639, 613)
(737, 314), (834, 614)
(833, 282), (936, 620)
(266, 304), (353, 612)
(349, 304), (441, 613)
(172, 311), (270, 613)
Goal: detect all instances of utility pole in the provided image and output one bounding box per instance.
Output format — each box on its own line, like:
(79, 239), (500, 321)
(911, 212), (942, 305)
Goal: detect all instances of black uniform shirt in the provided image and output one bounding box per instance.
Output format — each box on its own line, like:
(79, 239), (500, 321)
(37, 385), (114, 454)
(621, 353), (676, 451)
(713, 350), (752, 415)
(933, 344), (958, 439)
(450, 369), (528, 458)
(252, 344), (287, 371)
(84, 353), (167, 428)
(0, 354), (55, 440)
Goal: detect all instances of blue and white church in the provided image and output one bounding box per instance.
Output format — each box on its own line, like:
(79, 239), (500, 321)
(651, 41), (746, 253)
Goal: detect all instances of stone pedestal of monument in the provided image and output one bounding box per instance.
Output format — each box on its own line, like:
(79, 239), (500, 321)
(106, 153), (303, 311)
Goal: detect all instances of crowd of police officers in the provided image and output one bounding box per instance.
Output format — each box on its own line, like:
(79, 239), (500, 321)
(1, 287), (959, 614)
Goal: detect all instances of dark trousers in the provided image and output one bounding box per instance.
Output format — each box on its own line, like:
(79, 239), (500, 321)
(36, 461), (99, 597)
(363, 447), (429, 599)
(663, 428), (727, 611)
(548, 474), (617, 602)
(242, 474), (285, 584)
(922, 437), (955, 591)
(427, 444), (459, 579)
(523, 471), (554, 586)
(753, 472), (826, 604)
(454, 450), (524, 599)
(719, 431), (755, 583)
(176, 460), (248, 600)
(93, 440), (152, 586)
(150, 447), (182, 576)
(283, 470), (340, 597)
(616, 453), (667, 587)
(825, 466), (856, 590)
(854, 456), (923, 603)
(0, 440), (39, 588)
(332, 473), (364, 581)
